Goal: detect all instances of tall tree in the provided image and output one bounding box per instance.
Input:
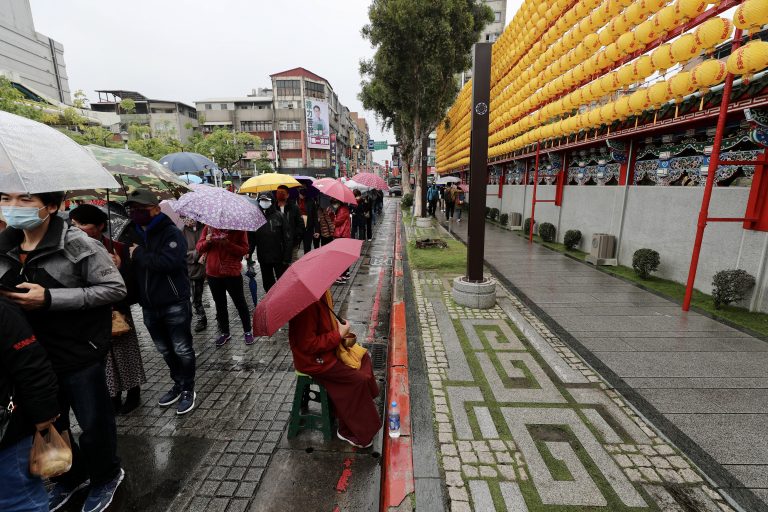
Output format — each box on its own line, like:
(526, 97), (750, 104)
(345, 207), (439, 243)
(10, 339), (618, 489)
(193, 129), (261, 171)
(359, 0), (492, 213)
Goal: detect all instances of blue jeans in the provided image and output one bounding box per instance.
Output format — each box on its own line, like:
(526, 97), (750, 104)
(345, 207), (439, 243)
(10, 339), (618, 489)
(53, 362), (121, 487)
(0, 436), (47, 511)
(142, 301), (196, 391)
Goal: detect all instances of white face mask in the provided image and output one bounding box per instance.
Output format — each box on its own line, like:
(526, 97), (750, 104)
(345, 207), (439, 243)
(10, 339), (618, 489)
(259, 200), (272, 209)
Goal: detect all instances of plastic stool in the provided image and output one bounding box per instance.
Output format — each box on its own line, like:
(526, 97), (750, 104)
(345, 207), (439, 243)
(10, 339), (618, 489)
(287, 371), (333, 441)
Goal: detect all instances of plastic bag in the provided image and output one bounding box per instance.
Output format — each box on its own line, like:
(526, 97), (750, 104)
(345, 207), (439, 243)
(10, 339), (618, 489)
(29, 425), (72, 478)
(111, 310), (131, 337)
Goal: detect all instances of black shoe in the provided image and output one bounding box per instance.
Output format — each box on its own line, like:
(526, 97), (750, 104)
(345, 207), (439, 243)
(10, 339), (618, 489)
(111, 396), (122, 413)
(158, 385), (182, 406)
(120, 388), (140, 415)
(194, 318), (207, 332)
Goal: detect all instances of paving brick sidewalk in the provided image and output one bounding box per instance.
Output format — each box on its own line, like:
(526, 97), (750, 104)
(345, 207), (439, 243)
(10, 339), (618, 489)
(434, 213), (768, 511)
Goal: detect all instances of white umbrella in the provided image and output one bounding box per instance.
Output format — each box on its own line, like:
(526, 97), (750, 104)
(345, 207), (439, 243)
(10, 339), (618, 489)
(0, 111), (119, 194)
(344, 179), (372, 192)
(435, 176), (461, 185)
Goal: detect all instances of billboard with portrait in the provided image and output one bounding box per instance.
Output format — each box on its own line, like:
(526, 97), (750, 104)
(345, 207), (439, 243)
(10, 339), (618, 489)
(305, 99), (330, 149)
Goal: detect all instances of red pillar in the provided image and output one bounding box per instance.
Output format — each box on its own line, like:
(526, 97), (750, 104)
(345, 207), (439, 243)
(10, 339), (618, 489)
(683, 29), (743, 311)
(555, 152), (567, 206)
(529, 141), (541, 243)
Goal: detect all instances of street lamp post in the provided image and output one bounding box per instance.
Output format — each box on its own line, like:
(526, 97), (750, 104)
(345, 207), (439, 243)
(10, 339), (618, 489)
(119, 131), (129, 149)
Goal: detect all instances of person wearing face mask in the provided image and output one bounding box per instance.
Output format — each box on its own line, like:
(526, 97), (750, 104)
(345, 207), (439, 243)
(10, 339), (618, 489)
(181, 218), (208, 333)
(253, 194), (292, 291)
(297, 188), (320, 254)
(69, 205), (146, 415)
(275, 185), (304, 262)
(124, 189), (197, 417)
(0, 191), (127, 512)
(328, 199), (352, 284)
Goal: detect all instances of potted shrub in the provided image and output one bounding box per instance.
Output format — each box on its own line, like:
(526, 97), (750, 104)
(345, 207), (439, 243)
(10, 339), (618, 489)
(564, 230), (582, 250)
(632, 248), (660, 279)
(523, 217), (533, 235)
(538, 222), (556, 242)
(712, 269), (756, 309)
(499, 213), (509, 226)
(490, 208), (499, 221)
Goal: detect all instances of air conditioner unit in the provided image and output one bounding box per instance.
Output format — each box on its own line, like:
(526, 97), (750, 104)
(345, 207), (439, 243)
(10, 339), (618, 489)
(586, 233), (617, 266)
(509, 212), (523, 230)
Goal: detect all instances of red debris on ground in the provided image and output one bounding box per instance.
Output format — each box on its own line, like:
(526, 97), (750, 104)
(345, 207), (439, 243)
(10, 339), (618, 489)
(335, 458), (353, 493)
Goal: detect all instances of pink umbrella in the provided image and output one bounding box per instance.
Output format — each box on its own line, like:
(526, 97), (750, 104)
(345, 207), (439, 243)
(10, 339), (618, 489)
(350, 172), (389, 191)
(159, 200), (184, 228)
(312, 178), (358, 205)
(252, 238), (363, 336)
(459, 183), (469, 192)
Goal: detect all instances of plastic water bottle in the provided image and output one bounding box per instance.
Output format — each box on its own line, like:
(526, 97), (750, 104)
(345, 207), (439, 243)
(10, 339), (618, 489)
(388, 401), (401, 438)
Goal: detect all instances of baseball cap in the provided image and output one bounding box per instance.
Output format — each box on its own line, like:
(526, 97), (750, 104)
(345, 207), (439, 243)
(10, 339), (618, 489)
(124, 188), (160, 206)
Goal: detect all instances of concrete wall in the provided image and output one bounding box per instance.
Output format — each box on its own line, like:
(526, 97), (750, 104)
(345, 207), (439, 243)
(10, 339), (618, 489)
(486, 184), (768, 312)
(0, 0), (70, 104)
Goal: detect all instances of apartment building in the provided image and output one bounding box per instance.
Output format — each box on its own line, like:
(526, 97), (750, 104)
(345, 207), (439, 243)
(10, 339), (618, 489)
(91, 90), (198, 143)
(462, 0), (508, 84)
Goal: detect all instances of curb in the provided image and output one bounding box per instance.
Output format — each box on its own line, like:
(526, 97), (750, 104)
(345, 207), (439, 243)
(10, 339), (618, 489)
(381, 207), (415, 511)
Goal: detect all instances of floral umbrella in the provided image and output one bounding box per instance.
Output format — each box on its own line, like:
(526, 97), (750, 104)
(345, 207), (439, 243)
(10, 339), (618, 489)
(69, 146), (191, 201)
(172, 186), (266, 231)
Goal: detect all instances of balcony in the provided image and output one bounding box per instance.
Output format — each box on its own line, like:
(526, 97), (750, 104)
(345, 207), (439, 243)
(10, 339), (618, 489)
(279, 139), (301, 150)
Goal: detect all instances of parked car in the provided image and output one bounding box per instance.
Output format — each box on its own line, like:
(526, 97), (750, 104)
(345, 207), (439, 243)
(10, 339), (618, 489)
(389, 184), (402, 196)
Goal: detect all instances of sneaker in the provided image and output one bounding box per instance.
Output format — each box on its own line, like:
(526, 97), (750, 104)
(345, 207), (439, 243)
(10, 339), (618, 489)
(334, 278), (346, 285)
(158, 385), (182, 407)
(49, 480), (89, 512)
(215, 333), (231, 347)
(336, 429), (373, 449)
(244, 332), (255, 345)
(177, 391), (196, 415)
(194, 318), (207, 332)
(81, 468), (124, 512)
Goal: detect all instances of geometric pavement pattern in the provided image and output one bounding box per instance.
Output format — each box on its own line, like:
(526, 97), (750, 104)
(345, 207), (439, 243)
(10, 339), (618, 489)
(413, 270), (739, 512)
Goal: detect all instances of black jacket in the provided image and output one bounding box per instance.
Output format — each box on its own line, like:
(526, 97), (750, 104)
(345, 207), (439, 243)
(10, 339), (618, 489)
(130, 213), (190, 309)
(0, 217), (126, 374)
(279, 200), (305, 248)
(299, 197), (319, 234)
(254, 206), (292, 265)
(0, 298), (59, 449)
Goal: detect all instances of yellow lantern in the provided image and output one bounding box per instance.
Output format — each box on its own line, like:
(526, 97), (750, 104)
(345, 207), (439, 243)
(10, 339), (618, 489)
(589, 80), (604, 99)
(674, 0), (707, 21)
(734, 0), (768, 32)
(651, 43), (675, 71)
(691, 59), (727, 90)
(618, 32), (638, 53)
(644, 0), (667, 12)
(633, 54), (655, 79)
(605, 42), (621, 62)
(653, 5), (679, 33)
(599, 27), (614, 46)
(648, 80), (671, 106)
(536, 18), (547, 33)
(671, 33), (701, 63)
(629, 88), (651, 112)
(694, 17), (733, 51)
(601, 102), (616, 122)
(626, 2), (647, 24)
(726, 40), (768, 76)
(588, 108), (602, 126)
(584, 33), (601, 51)
(618, 63), (636, 86)
(537, 2), (548, 16)
(636, 20), (659, 44)
(605, 0), (625, 17)
(668, 71), (695, 99)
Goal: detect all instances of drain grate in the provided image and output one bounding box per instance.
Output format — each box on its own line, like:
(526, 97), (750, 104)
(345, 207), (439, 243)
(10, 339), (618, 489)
(200, 359), (295, 373)
(363, 343), (388, 371)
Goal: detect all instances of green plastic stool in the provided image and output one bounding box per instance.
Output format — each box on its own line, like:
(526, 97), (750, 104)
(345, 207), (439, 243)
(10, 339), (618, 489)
(287, 371), (333, 441)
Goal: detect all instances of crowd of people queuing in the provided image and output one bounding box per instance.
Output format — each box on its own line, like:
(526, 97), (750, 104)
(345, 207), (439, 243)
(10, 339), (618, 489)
(0, 183), (385, 512)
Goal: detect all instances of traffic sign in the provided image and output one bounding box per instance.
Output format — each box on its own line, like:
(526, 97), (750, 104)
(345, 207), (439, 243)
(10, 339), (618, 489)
(373, 141), (388, 151)
(367, 139), (375, 151)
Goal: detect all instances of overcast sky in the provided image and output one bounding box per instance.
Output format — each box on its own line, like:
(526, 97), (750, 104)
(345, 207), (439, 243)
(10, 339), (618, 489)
(29, 0), (522, 163)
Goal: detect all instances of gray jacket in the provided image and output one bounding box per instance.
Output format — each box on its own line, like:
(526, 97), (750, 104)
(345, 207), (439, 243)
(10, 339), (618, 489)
(0, 216), (126, 373)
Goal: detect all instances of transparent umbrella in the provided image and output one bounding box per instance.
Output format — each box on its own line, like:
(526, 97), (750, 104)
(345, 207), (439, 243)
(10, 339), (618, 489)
(0, 111), (118, 194)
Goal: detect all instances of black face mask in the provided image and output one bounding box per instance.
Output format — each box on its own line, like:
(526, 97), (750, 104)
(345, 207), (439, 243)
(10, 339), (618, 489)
(129, 208), (153, 226)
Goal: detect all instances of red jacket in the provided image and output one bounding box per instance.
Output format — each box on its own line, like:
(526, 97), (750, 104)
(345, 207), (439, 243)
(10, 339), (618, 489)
(289, 296), (342, 374)
(331, 205), (351, 239)
(196, 226), (249, 278)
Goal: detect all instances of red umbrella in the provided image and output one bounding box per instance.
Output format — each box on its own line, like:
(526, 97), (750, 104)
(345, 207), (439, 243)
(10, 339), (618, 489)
(312, 178), (358, 205)
(350, 172), (389, 191)
(252, 238), (363, 336)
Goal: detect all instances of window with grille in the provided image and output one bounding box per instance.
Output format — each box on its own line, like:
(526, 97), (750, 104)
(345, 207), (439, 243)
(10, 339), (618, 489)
(305, 81), (325, 99)
(276, 80), (301, 97)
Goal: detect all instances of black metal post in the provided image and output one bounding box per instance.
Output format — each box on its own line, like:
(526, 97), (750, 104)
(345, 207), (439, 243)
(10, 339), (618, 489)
(420, 136), (429, 217)
(466, 43), (492, 282)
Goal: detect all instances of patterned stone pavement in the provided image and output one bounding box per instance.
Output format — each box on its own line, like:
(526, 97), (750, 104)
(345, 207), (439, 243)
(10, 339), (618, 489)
(411, 268), (739, 512)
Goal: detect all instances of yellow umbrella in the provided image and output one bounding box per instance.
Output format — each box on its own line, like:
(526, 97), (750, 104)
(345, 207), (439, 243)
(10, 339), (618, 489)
(239, 173), (302, 193)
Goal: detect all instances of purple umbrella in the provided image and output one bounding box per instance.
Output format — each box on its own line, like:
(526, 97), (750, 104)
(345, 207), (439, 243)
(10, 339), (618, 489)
(173, 187), (266, 231)
(288, 175), (319, 199)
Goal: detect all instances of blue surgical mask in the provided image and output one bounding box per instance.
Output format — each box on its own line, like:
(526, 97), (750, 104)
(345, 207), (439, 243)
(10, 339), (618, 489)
(1, 206), (49, 231)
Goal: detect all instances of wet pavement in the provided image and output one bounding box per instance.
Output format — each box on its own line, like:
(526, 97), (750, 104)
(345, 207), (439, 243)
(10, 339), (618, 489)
(59, 199), (398, 512)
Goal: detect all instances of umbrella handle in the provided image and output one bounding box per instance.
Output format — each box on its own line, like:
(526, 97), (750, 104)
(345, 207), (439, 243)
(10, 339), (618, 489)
(320, 297), (345, 325)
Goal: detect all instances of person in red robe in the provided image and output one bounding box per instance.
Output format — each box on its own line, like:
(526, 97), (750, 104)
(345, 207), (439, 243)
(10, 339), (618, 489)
(289, 290), (381, 448)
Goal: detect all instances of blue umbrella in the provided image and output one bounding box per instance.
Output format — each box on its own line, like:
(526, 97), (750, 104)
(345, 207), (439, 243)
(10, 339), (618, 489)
(245, 266), (258, 306)
(179, 173), (203, 184)
(159, 152), (218, 174)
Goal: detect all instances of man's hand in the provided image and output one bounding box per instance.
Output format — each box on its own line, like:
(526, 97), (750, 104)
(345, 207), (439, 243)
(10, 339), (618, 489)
(337, 320), (351, 338)
(4, 283), (46, 310)
(111, 251), (121, 268)
(35, 415), (59, 431)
